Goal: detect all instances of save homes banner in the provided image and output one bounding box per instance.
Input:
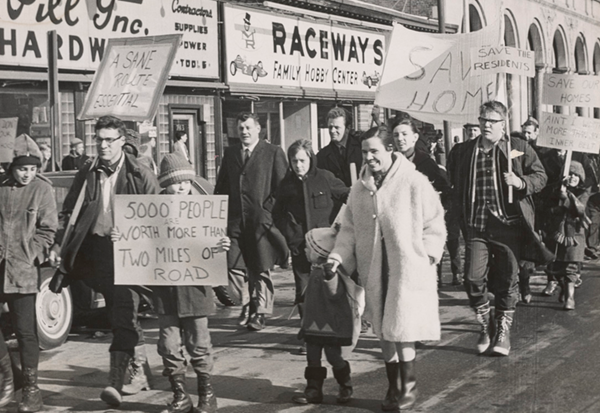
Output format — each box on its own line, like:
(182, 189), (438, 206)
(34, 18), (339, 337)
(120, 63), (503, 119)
(375, 18), (501, 126)
(0, 0), (218, 79)
(223, 4), (386, 93)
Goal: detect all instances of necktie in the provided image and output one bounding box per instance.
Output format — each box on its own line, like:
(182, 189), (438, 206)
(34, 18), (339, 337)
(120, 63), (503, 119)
(244, 148), (250, 165)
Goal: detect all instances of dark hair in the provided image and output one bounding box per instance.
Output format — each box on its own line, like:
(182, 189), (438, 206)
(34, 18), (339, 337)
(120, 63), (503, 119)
(360, 126), (394, 150)
(95, 116), (127, 137)
(522, 116), (539, 130)
(479, 101), (507, 119)
(236, 112), (261, 125)
(287, 139), (314, 163)
(510, 131), (527, 141)
(174, 130), (187, 142)
(389, 116), (419, 135)
(326, 107), (350, 127)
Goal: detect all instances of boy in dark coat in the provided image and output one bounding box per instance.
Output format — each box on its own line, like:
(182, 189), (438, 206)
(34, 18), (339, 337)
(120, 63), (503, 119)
(292, 227), (364, 406)
(543, 161), (590, 311)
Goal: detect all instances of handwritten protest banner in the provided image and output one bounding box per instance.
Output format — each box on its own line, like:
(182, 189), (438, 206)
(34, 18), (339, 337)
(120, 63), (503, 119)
(79, 34), (181, 121)
(543, 74), (600, 107)
(538, 112), (600, 154)
(470, 46), (535, 77)
(0, 118), (18, 163)
(375, 17), (501, 126)
(113, 194), (228, 286)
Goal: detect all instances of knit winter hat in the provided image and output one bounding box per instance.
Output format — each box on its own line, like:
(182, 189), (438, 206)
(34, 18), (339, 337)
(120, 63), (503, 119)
(158, 153), (195, 188)
(11, 134), (42, 167)
(569, 161), (585, 183)
(305, 227), (337, 259)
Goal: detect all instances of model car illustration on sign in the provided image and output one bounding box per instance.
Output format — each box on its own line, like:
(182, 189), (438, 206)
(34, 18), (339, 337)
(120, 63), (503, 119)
(362, 71), (381, 88)
(230, 55), (268, 82)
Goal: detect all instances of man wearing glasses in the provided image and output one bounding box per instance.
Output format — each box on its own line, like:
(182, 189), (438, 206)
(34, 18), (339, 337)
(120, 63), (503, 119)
(450, 101), (550, 357)
(49, 115), (159, 407)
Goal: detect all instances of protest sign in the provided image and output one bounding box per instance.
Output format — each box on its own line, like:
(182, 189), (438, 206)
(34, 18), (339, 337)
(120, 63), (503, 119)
(375, 17), (501, 126)
(543, 74), (600, 107)
(538, 112), (600, 154)
(79, 34), (181, 121)
(113, 194), (228, 286)
(0, 118), (18, 163)
(470, 46), (534, 77)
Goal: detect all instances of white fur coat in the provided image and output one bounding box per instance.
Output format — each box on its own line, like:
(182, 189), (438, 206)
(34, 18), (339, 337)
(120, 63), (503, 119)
(329, 153), (446, 342)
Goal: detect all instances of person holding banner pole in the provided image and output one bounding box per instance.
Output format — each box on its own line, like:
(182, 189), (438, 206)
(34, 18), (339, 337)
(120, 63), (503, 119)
(48, 116), (160, 407)
(451, 101), (550, 357)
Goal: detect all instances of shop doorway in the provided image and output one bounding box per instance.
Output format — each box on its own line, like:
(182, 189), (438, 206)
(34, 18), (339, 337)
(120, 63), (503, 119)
(169, 105), (206, 178)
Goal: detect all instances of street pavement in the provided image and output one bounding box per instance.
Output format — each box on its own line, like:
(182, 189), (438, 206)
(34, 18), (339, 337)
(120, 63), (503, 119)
(4, 254), (600, 412)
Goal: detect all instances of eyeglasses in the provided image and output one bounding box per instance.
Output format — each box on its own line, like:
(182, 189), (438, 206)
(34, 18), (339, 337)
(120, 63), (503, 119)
(478, 117), (504, 125)
(94, 135), (123, 145)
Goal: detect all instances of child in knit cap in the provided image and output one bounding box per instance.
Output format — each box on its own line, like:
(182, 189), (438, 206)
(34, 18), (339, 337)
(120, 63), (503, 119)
(292, 227), (364, 405)
(111, 153), (228, 413)
(543, 160), (590, 311)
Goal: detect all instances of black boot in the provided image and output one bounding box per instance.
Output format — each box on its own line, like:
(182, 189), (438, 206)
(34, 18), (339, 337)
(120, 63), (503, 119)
(332, 361), (352, 404)
(122, 345), (152, 395)
(292, 366), (326, 404)
(161, 375), (192, 413)
(398, 360), (418, 410)
(382, 362), (400, 411)
(100, 351), (132, 407)
(18, 368), (42, 413)
(0, 354), (14, 408)
(195, 373), (217, 413)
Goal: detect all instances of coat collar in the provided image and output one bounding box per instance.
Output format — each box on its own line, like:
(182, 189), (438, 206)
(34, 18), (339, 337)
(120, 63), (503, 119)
(235, 139), (267, 169)
(359, 152), (415, 192)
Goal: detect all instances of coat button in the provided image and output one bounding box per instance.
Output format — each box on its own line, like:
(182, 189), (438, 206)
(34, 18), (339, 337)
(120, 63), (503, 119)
(370, 191), (374, 196)
(373, 214), (377, 219)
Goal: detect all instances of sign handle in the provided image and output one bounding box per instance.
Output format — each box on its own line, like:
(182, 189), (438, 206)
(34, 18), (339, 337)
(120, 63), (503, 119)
(350, 163), (357, 185)
(562, 150), (573, 179)
(506, 110), (513, 204)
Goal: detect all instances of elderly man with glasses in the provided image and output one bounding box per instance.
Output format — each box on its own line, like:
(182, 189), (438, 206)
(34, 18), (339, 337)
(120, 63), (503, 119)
(450, 101), (551, 357)
(49, 115), (159, 407)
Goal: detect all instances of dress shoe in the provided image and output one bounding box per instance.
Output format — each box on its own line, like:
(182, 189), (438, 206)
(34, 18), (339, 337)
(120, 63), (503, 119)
(237, 305), (250, 326)
(247, 314), (265, 331)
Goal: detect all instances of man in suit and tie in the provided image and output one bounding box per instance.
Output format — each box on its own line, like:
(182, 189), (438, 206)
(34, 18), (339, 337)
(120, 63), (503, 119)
(215, 112), (288, 331)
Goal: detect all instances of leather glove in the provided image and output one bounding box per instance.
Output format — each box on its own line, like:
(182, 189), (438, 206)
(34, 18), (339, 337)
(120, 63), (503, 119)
(49, 269), (69, 294)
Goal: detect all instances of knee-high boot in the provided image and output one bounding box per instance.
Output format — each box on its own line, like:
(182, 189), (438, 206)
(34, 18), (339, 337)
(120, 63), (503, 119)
(100, 351), (132, 407)
(0, 354), (14, 408)
(381, 362), (400, 411)
(121, 345), (152, 395)
(18, 368), (42, 413)
(332, 361), (352, 404)
(195, 373), (217, 413)
(398, 360), (418, 410)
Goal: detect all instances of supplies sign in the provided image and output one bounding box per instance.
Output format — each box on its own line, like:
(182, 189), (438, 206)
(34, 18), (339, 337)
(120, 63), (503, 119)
(538, 112), (600, 154)
(543, 74), (600, 107)
(0, 118), (18, 163)
(470, 46), (535, 77)
(79, 35), (180, 121)
(113, 194), (228, 286)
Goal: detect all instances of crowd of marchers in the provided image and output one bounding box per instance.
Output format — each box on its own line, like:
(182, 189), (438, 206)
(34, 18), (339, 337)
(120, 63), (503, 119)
(0, 100), (597, 413)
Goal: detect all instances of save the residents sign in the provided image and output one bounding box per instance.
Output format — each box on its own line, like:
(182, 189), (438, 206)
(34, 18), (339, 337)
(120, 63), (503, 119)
(0, 0), (218, 79)
(223, 4), (386, 93)
(79, 35), (180, 121)
(113, 194), (228, 286)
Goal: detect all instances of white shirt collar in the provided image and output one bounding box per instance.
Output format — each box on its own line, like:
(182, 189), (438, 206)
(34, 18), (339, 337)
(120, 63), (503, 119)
(242, 138), (260, 154)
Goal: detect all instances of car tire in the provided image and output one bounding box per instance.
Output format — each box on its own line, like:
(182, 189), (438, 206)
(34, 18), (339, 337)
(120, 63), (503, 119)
(230, 61), (237, 76)
(36, 267), (73, 350)
(252, 68), (259, 82)
(367, 77), (372, 88)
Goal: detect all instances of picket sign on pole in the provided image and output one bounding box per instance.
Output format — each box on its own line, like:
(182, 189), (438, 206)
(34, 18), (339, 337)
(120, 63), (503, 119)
(562, 150), (573, 179)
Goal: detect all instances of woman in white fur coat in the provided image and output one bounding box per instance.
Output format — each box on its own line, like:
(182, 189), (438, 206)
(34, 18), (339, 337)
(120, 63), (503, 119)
(327, 126), (446, 412)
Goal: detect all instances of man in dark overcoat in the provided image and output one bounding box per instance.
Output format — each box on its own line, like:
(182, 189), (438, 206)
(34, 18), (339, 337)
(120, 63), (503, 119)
(316, 107), (363, 188)
(215, 112), (288, 331)
(452, 101), (551, 357)
(49, 116), (159, 407)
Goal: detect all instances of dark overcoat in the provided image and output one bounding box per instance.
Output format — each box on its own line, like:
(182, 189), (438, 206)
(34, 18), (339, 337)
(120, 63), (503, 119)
(316, 131), (363, 187)
(214, 139), (288, 272)
(451, 135), (554, 265)
(273, 152), (349, 255)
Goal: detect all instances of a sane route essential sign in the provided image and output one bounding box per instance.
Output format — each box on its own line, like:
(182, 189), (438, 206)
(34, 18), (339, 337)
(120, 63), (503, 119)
(79, 34), (181, 122)
(113, 194), (228, 286)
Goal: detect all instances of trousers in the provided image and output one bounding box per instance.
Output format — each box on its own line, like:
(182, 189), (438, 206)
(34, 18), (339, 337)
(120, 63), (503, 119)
(0, 293), (38, 370)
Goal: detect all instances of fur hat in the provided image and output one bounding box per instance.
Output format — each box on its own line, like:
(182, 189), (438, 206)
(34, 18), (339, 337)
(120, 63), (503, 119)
(569, 161), (585, 183)
(11, 134), (42, 167)
(305, 227), (337, 259)
(158, 153), (195, 188)
(70, 138), (84, 147)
